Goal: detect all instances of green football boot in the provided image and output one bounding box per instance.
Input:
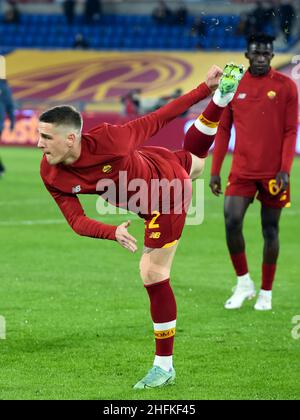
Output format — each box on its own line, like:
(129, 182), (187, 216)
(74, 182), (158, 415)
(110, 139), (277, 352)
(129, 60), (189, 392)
(133, 366), (176, 389)
(219, 63), (245, 97)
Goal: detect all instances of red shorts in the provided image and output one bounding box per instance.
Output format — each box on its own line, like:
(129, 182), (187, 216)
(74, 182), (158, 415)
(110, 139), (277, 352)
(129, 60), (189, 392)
(143, 150), (192, 249)
(225, 174), (291, 209)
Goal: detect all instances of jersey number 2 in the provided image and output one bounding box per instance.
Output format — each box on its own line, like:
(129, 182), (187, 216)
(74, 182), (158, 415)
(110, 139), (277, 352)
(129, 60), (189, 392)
(149, 211), (161, 229)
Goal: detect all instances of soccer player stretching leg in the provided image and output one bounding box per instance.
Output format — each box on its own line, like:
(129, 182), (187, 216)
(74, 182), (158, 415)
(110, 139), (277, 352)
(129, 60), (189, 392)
(38, 64), (243, 389)
(209, 34), (298, 311)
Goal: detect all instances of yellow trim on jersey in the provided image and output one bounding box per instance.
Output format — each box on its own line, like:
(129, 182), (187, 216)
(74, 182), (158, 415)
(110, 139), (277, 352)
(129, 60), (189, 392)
(198, 114), (219, 129)
(154, 328), (176, 339)
(162, 240), (178, 249)
(284, 202), (291, 208)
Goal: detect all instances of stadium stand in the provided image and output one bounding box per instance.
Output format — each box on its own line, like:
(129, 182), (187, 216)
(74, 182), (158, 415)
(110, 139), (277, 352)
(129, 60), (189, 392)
(0, 12), (298, 54)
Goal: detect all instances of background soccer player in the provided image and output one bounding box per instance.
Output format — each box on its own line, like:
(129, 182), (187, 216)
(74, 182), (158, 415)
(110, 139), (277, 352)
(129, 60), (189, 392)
(209, 34), (299, 311)
(37, 64), (243, 389)
(0, 76), (15, 177)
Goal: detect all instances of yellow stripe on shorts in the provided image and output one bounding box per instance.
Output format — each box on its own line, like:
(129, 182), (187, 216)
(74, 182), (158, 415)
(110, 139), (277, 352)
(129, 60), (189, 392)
(162, 240), (178, 249)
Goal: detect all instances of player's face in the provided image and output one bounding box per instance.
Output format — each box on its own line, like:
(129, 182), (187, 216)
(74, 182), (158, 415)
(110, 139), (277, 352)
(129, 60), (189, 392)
(245, 42), (274, 76)
(37, 122), (73, 165)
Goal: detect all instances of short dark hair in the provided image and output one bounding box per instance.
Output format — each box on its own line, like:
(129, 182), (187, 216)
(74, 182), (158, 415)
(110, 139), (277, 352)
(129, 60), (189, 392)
(39, 105), (82, 132)
(247, 33), (275, 50)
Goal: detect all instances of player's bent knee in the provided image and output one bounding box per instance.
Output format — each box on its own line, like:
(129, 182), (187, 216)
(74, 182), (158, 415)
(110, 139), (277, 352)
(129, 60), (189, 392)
(141, 270), (170, 285)
(139, 259), (171, 285)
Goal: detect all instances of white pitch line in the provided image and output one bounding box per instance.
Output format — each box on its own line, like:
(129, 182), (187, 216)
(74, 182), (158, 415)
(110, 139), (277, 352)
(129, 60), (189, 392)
(0, 216), (130, 227)
(0, 199), (49, 207)
(0, 209), (299, 228)
(0, 219), (66, 226)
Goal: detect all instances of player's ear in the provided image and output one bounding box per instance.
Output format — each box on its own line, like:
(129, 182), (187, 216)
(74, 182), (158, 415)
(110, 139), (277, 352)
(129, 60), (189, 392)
(245, 51), (249, 60)
(66, 132), (76, 147)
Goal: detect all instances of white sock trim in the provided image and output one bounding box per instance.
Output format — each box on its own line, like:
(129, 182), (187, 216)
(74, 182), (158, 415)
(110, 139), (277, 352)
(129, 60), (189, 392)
(153, 320), (176, 331)
(237, 273), (251, 283)
(259, 289), (272, 297)
(154, 355), (173, 372)
(194, 118), (218, 136)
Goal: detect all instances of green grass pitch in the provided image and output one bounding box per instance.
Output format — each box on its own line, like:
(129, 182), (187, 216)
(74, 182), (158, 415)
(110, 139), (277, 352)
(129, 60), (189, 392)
(0, 147), (299, 400)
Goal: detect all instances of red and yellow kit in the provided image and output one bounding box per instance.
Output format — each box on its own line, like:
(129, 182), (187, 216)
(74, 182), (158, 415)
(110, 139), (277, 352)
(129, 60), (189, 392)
(211, 69), (298, 208)
(41, 83), (211, 247)
(226, 174), (291, 208)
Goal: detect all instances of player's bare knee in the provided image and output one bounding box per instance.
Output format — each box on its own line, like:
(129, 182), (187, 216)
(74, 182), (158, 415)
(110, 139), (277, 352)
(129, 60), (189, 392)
(141, 269), (168, 285)
(190, 154), (205, 180)
(139, 260), (170, 285)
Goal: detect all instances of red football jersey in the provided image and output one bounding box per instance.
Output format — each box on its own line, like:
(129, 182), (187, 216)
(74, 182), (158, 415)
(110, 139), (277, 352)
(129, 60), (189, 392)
(40, 83), (211, 241)
(211, 69), (299, 178)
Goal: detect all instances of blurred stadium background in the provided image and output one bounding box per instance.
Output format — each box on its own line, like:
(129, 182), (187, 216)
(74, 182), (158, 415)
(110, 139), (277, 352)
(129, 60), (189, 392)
(0, 0), (300, 400)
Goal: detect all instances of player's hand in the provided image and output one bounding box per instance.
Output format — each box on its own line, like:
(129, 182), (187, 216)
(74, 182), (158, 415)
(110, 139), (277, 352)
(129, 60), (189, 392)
(206, 65), (223, 92)
(209, 175), (223, 196)
(275, 171), (289, 192)
(115, 220), (138, 253)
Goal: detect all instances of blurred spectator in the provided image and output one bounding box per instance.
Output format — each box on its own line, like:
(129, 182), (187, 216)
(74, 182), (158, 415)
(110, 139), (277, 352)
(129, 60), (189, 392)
(238, 1), (277, 37)
(4, 0), (20, 24)
(0, 77), (15, 177)
(191, 16), (206, 48)
(236, 12), (257, 37)
(264, 1), (277, 25)
(252, 1), (267, 32)
(153, 88), (182, 109)
(154, 88), (188, 116)
(139, 88), (187, 115)
(152, 0), (172, 25)
(173, 1), (188, 25)
(73, 33), (90, 49)
(278, 0), (296, 43)
(84, 0), (102, 24)
(63, 0), (76, 25)
(121, 88), (186, 117)
(121, 89), (141, 118)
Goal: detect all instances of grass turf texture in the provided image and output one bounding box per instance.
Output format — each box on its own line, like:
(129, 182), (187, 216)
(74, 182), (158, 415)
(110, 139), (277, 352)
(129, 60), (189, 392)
(0, 147), (299, 400)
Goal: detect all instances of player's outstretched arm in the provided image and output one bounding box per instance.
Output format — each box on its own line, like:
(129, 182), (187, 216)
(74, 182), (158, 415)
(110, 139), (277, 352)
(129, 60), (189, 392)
(107, 66), (224, 154)
(45, 185), (118, 240)
(152, 65), (223, 124)
(115, 220), (138, 253)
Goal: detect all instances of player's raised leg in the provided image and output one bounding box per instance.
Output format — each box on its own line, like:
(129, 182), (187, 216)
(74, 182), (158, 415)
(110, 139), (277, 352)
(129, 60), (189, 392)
(184, 63), (244, 164)
(134, 243), (179, 389)
(224, 196), (256, 309)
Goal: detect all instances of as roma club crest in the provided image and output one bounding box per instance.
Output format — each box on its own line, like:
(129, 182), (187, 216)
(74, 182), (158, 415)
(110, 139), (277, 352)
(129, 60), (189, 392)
(102, 164), (113, 174)
(267, 90), (277, 100)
